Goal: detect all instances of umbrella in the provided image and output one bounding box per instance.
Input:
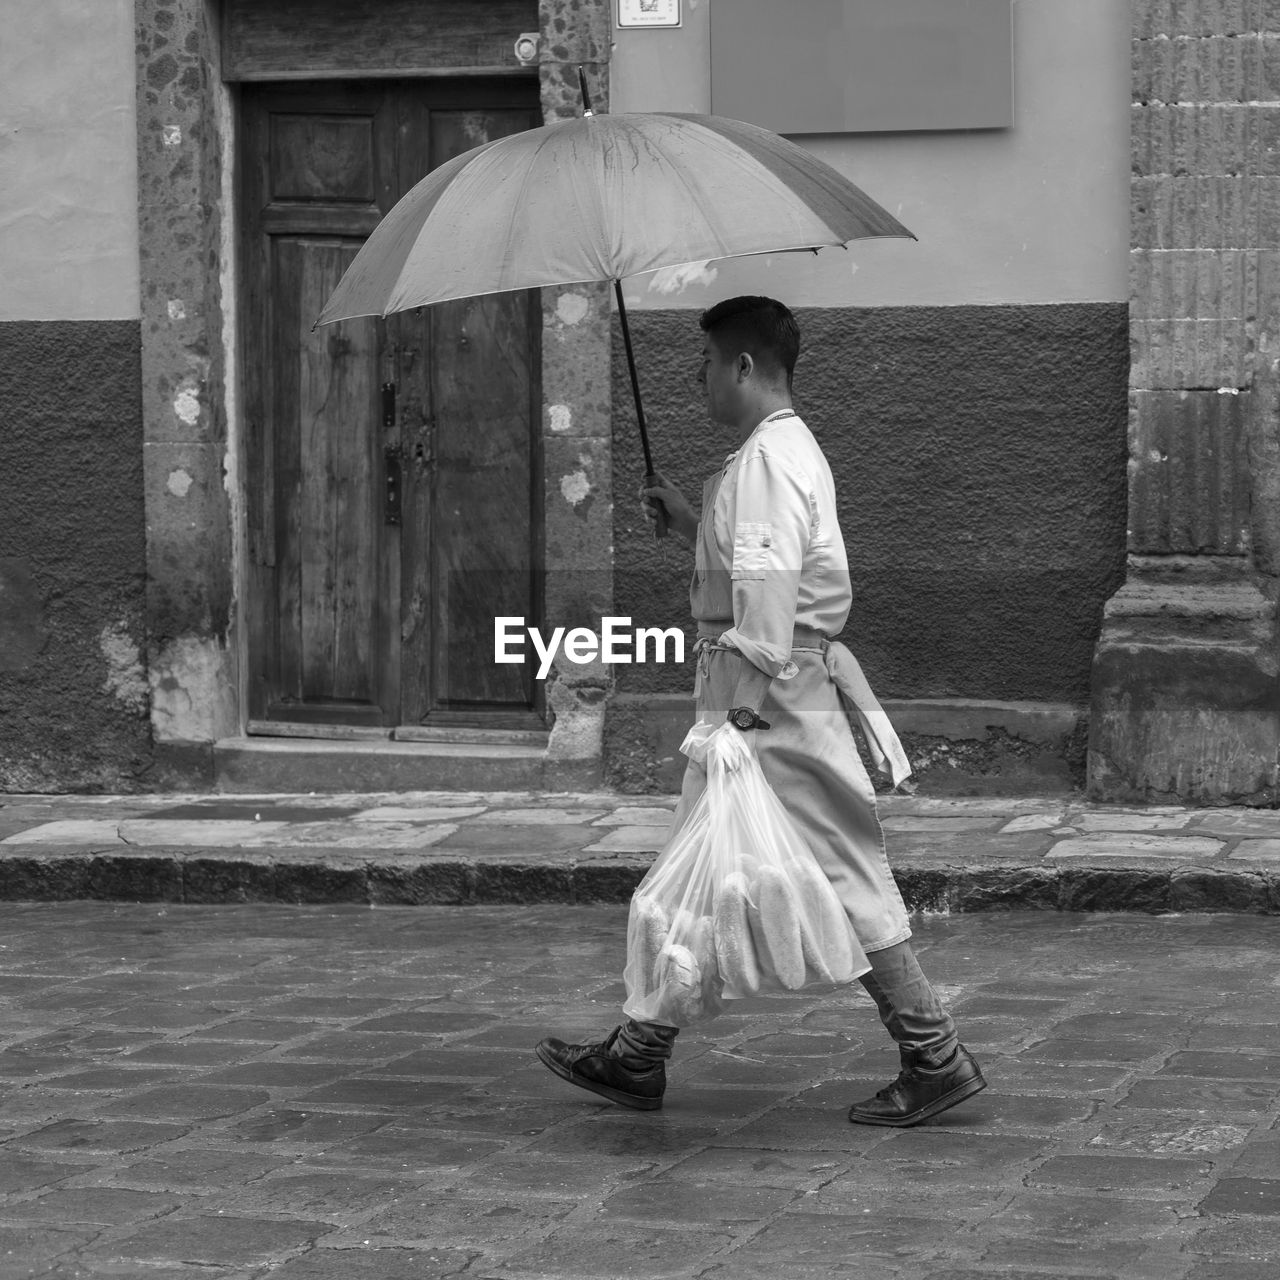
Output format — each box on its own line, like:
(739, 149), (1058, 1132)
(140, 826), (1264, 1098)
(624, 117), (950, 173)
(318, 71), (914, 535)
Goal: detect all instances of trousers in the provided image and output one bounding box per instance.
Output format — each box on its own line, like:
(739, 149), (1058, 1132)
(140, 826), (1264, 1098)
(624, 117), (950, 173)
(617, 941), (957, 1068)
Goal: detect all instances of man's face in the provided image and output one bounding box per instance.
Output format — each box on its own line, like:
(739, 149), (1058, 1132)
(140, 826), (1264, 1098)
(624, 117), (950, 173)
(698, 331), (743, 426)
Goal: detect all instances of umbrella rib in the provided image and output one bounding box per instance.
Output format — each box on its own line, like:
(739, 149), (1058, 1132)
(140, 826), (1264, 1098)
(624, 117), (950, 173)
(500, 126), (564, 288)
(648, 134), (734, 270)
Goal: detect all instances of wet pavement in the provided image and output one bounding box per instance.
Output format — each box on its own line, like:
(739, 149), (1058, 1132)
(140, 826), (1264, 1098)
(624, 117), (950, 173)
(0, 903), (1277, 1278)
(2, 791), (1279, 913)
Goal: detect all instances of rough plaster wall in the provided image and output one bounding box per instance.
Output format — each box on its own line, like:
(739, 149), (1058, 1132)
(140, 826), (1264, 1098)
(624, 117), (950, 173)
(0, 321), (153, 790)
(612, 303), (1129, 705)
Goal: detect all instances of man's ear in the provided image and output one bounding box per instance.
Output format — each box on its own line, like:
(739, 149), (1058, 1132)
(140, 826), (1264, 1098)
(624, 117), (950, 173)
(736, 352), (754, 382)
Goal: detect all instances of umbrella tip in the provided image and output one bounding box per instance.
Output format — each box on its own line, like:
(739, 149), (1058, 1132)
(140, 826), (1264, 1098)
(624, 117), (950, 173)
(578, 65), (593, 117)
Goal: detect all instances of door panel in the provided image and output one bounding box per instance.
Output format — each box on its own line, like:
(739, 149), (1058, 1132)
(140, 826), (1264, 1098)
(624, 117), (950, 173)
(241, 78), (543, 732)
(282, 241), (381, 704)
(398, 105), (541, 724)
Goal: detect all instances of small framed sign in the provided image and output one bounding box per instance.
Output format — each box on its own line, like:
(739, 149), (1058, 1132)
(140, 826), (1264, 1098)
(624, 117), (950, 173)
(617, 0), (681, 28)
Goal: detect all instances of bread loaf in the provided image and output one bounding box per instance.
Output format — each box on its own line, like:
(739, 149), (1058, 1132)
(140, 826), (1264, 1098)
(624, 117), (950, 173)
(687, 912), (724, 1013)
(753, 865), (807, 990)
(791, 856), (857, 983)
(631, 893), (671, 987)
(669, 905), (699, 946)
(656, 942), (702, 1024)
(712, 871), (760, 995)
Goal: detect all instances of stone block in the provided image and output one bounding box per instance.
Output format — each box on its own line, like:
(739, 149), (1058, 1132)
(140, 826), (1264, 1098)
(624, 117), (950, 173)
(987, 1188), (1182, 1239)
(1134, 103), (1253, 180)
(950, 868), (1060, 913)
(1128, 391), (1249, 556)
(1027, 1151), (1210, 1191)
(1132, 248), (1252, 323)
(85, 854), (183, 903)
(1048, 833), (1221, 859)
(101, 1213), (329, 1266)
(571, 859), (647, 903)
(1089, 574), (1280, 804)
(367, 860), (472, 904)
(272, 862), (369, 904)
(182, 857), (276, 904)
(1056, 868), (1171, 913)
(1258, 36), (1280, 100)
(1124, 1077), (1277, 1111)
(892, 868), (950, 913)
(0, 854), (91, 901)
(472, 861), (574, 902)
(1190, 1215), (1280, 1260)
(1133, 2), (1250, 43)
(1170, 868), (1272, 912)
(1258, 105), (1280, 175)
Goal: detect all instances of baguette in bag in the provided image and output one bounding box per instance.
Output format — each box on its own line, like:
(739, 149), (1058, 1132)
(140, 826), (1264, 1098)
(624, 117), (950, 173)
(623, 721), (870, 1026)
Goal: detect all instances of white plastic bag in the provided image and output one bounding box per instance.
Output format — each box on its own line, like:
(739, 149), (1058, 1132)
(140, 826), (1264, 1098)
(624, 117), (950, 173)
(622, 721), (870, 1027)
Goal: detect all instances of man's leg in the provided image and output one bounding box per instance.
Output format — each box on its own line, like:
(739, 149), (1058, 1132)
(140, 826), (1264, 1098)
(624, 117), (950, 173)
(535, 1019), (677, 1111)
(860, 939), (959, 1065)
(847, 940), (986, 1127)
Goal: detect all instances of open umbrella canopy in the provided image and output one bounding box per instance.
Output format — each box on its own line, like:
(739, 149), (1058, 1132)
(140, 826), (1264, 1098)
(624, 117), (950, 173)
(317, 110), (914, 324)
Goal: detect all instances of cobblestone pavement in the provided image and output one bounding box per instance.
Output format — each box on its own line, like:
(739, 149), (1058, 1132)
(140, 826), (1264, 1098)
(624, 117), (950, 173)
(0, 904), (1278, 1278)
(2, 793), (1279, 912)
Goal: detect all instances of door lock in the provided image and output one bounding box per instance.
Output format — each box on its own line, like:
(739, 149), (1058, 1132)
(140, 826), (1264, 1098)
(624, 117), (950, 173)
(384, 446), (402, 525)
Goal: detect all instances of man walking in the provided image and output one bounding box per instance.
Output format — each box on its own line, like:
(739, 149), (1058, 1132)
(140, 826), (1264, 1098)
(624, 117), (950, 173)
(536, 296), (985, 1127)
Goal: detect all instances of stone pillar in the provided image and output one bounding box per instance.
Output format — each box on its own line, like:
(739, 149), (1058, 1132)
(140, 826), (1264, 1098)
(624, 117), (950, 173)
(537, 0), (614, 774)
(135, 0), (238, 775)
(1088, 3), (1280, 803)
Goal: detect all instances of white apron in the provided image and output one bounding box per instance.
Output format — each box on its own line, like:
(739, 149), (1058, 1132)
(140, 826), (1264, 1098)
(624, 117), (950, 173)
(673, 464), (913, 953)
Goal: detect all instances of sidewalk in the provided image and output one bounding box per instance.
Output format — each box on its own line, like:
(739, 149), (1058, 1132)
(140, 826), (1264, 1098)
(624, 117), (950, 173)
(1, 791), (1278, 913)
(0, 903), (1277, 1278)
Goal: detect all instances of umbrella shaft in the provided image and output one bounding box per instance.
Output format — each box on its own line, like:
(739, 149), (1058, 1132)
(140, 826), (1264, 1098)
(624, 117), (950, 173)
(614, 279), (654, 475)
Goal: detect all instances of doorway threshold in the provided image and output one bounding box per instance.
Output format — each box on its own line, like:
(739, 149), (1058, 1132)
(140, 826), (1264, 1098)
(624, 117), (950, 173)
(213, 735), (596, 794)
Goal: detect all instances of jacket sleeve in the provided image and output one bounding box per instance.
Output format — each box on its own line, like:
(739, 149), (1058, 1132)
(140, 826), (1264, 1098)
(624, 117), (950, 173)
(717, 451), (811, 685)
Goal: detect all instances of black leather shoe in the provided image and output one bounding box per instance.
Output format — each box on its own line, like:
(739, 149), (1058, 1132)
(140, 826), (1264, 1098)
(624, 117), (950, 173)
(535, 1027), (666, 1111)
(847, 1045), (986, 1127)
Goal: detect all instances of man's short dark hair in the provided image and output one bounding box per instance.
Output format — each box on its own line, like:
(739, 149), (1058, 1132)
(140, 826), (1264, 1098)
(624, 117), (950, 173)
(699, 296), (800, 385)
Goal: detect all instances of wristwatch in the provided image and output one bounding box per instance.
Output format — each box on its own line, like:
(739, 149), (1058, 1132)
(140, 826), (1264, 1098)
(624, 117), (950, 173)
(727, 706), (771, 732)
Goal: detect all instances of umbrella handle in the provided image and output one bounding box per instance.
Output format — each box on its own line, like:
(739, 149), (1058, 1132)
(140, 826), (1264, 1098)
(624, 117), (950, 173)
(644, 471), (670, 540)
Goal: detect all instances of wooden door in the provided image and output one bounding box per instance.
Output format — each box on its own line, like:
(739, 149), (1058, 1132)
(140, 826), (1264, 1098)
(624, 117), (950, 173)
(241, 79), (542, 732)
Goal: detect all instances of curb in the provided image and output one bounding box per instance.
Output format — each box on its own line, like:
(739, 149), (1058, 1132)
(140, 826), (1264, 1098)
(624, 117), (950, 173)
(2, 848), (1277, 914)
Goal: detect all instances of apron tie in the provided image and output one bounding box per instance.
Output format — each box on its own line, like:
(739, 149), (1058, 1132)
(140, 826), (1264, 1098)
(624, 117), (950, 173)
(821, 640), (913, 788)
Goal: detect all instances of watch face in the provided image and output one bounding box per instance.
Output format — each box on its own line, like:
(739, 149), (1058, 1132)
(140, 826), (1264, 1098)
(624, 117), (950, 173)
(731, 709), (752, 729)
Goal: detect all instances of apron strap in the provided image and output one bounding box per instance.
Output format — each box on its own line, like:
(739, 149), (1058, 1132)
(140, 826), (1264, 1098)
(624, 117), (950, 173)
(823, 641), (913, 788)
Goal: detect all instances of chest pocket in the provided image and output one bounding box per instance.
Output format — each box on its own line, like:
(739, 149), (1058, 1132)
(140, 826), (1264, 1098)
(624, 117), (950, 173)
(732, 521), (772, 580)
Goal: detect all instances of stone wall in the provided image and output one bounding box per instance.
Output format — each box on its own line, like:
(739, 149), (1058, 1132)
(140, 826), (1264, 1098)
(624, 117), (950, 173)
(135, 0), (238, 783)
(536, 0), (615, 775)
(1088, 2), (1280, 804)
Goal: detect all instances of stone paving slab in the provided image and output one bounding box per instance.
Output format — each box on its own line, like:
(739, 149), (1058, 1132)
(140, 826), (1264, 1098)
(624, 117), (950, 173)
(1, 792), (1279, 913)
(0, 904), (1276, 1279)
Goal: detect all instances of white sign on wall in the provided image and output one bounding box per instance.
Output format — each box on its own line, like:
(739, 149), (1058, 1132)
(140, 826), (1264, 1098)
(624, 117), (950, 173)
(617, 0), (681, 28)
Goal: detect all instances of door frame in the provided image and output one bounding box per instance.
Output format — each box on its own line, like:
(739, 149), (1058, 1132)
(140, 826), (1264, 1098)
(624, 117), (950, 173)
(236, 74), (547, 735)
(132, 0), (617, 782)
